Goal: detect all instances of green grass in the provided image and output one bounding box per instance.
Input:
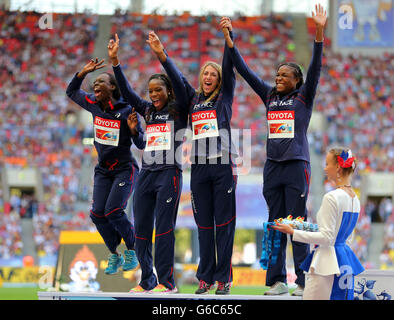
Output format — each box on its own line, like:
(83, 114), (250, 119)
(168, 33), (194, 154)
(0, 285), (292, 300)
(0, 287), (45, 300)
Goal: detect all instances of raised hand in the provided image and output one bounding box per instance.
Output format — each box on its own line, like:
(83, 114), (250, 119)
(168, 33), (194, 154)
(146, 31), (166, 62)
(219, 16), (234, 48)
(108, 33), (120, 65)
(312, 3), (327, 29)
(77, 58), (106, 78)
(312, 4), (327, 42)
(127, 108), (139, 135)
(146, 31), (162, 53)
(220, 16), (232, 32)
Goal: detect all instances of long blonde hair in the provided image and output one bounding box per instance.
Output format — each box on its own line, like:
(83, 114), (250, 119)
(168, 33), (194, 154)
(197, 61), (222, 103)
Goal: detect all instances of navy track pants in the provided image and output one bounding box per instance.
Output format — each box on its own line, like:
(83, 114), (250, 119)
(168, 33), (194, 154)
(133, 168), (182, 290)
(90, 163), (138, 254)
(191, 162), (237, 284)
(263, 159), (310, 287)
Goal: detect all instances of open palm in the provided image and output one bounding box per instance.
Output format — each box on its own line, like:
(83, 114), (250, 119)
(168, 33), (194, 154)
(146, 31), (164, 55)
(81, 58), (105, 74)
(312, 4), (327, 28)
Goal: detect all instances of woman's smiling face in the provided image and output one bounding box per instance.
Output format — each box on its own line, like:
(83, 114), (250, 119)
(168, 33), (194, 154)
(93, 73), (114, 102)
(275, 65), (299, 95)
(201, 65), (220, 96)
(148, 78), (169, 111)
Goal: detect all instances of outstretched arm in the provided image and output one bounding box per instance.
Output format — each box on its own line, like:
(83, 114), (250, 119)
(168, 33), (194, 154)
(66, 58), (106, 110)
(273, 193), (339, 247)
(147, 31), (195, 108)
(108, 33), (151, 116)
(301, 4), (326, 104)
(219, 17), (236, 101)
(221, 18), (272, 105)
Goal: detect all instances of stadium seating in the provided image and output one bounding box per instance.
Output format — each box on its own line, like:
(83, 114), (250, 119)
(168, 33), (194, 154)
(0, 11), (99, 257)
(0, 10), (392, 268)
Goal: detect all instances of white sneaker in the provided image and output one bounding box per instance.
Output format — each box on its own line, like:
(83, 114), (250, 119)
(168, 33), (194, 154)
(292, 285), (304, 296)
(264, 281), (289, 295)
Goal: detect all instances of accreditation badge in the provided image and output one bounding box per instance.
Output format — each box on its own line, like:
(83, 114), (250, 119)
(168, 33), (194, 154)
(145, 123), (172, 151)
(267, 110), (294, 139)
(94, 116), (120, 146)
(191, 110), (219, 140)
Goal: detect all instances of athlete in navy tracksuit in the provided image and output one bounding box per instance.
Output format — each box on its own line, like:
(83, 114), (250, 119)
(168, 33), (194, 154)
(223, 9), (325, 295)
(108, 34), (189, 292)
(147, 23), (237, 295)
(66, 58), (144, 274)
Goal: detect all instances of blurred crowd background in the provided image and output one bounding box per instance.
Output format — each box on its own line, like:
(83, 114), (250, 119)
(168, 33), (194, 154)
(0, 7), (393, 270)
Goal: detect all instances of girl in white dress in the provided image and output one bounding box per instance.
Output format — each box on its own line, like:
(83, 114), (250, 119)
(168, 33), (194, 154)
(272, 147), (364, 300)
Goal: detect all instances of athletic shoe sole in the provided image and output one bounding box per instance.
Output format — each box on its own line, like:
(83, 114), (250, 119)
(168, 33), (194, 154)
(149, 288), (178, 294)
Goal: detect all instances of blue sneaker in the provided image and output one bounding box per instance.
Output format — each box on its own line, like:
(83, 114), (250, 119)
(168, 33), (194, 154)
(104, 253), (124, 275)
(123, 249), (138, 271)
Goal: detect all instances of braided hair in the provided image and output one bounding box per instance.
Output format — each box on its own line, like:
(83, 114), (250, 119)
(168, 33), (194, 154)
(145, 73), (178, 122)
